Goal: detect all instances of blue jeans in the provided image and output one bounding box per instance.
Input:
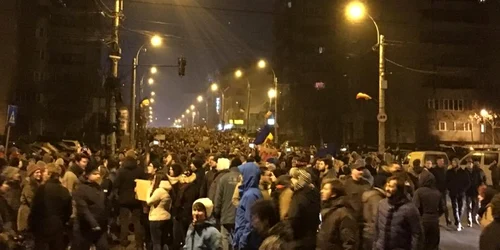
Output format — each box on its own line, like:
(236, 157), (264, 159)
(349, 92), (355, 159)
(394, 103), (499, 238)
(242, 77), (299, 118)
(150, 220), (172, 250)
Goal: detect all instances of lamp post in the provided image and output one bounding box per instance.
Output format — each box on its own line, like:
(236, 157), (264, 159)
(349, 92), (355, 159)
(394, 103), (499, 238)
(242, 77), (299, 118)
(258, 59), (279, 144)
(346, 2), (386, 154)
(211, 83), (229, 129)
(131, 35), (162, 149)
(235, 69), (251, 132)
(471, 109), (499, 146)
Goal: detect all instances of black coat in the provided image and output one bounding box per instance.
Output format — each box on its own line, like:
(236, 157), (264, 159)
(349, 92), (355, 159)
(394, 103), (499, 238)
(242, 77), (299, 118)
(287, 185), (321, 250)
(29, 178), (72, 236)
(73, 178), (108, 231)
(480, 220), (500, 250)
(466, 166), (486, 196)
(413, 172), (445, 223)
(429, 167), (447, 193)
(446, 167), (470, 195)
(317, 196), (359, 250)
(174, 181), (199, 222)
(344, 176), (371, 221)
(115, 157), (146, 207)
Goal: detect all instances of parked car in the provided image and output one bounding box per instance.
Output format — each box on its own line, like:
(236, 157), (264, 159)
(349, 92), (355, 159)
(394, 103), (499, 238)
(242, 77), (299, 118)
(402, 151), (450, 170)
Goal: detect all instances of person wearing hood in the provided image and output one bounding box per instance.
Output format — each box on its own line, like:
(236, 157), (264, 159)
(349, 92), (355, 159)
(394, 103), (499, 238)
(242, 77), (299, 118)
(361, 175), (387, 250)
(115, 152), (147, 249)
(30, 164), (72, 250)
(191, 156), (206, 198)
(208, 157), (231, 202)
(184, 198), (222, 250)
(17, 163), (44, 233)
(446, 158), (470, 231)
(71, 165), (108, 250)
(214, 158), (242, 250)
(478, 185), (498, 228)
(234, 161), (263, 250)
(317, 179), (359, 250)
(373, 176), (422, 250)
(286, 168), (321, 249)
(1, 166), (22, 231)
(479, 193), (500, 250)
(62, 153), (89, 194)
(466, 159), (486, 227)
(413, 170), (444, 250)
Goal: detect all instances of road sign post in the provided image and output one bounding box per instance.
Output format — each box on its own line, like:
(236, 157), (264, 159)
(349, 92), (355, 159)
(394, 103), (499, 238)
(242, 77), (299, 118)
(5, 105), (18, 149)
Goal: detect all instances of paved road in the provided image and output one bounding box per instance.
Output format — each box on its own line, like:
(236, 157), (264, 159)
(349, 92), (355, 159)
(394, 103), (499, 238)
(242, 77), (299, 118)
(440, 222), (480, 250)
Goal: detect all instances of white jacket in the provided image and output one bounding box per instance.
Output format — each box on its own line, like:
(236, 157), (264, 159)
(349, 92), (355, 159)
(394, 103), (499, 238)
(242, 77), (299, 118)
(147, 182), (172, 221)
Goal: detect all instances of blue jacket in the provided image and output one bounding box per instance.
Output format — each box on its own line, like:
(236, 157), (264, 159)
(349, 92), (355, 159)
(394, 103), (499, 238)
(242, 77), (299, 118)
(234, 162), (262, 250)
(184, 218), (222, 250)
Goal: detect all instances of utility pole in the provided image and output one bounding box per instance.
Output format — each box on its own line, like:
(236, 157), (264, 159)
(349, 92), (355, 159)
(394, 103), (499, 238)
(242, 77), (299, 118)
(377, 35), (387, 155)
(274, 75), (279, 145)
(246, 79), (251, 132)
(130, 57), (137, 149)
(108, 0), (122, 154)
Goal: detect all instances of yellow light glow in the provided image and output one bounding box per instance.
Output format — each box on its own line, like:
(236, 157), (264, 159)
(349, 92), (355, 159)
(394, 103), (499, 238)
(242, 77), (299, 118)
(150, 67), (157, 74)
(268, 88), (276, 99)
(181, 114), (185, 118)
(186, 109), (190, 114)
(150, 35), (162, 47)
(481, 109), (488, 117)
(150, 98), (155, 103)
(148, 78), (154, 85)
(211, 83), (218, 92)
(190, 105), (195, 110)
(235, 69), (243, 78)
(197, 95), (203, 102)
(346, 2), (366, 21)
(151, 91), (156, 96)
(258, 60), (266, 69)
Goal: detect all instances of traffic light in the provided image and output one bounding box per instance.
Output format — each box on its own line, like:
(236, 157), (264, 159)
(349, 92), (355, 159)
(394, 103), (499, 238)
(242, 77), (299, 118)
(178, 56), (186, 77)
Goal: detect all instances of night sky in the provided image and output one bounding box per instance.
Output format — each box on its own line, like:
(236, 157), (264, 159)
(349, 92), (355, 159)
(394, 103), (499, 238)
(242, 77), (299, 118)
(120, 0), (275, 127)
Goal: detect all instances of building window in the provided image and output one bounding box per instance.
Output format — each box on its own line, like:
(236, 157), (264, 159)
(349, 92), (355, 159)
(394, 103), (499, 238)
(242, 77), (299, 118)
(287, 1), (292, 8)
(438, 121), (447, 131)
(429, 99), (466, 111)
(465, 122), (472, 131)
(318, 46), (324, 54)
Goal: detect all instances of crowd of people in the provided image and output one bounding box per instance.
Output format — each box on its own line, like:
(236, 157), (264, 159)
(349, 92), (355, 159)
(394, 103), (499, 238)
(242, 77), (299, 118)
(0, 128), (499, 250)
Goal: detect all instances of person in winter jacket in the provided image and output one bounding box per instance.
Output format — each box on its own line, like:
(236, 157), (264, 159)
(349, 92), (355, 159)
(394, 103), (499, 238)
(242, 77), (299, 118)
(71, 165), (108, 250)
(446, 158), (471, 231)
(316, 158), (337, 184)
(373, 175), (422, 250)
(428, 157), (451, 226)
(184, 198), (222, 250)
(478, 185), (498, 228)
(466, 159), (487, 227)
(17, 163), (43, 233)
(214, 158), (241, 250)
(249, 199), (280, 248)
(413, 171), (444, 250)
(29, 164), (72, 250)
(317, 179), (358, 250)
(204, 155), (218, 197)
(271, 175), (293, 221)
(167, 164), (184, 250)
(286, 168), (321, 249)
(234, 161), (263, 250)
(62, 153), (89, 194)
(173, 168), (200, 250)
(147, 172), (173, 250)
(115, 153), (147, 248)
(344, 163), (371, 225)
(479, 193), (500, 250)
(1, 166), (21, 231)
(361, 174), (386, 250)
(208, 158), (231, 202)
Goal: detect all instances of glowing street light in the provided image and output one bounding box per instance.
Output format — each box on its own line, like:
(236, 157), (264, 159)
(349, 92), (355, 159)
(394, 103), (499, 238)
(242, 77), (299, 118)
(197, 95), (203, 102)
(149, 110), (153, 115)
(150, 35), (163, 47)
(234, 69), (243, 78)
(150, 98), (155, 103)
(190, 105), (195, 110)
(151, 91), (156, 96)
(148, 78), (154, 85)
(211, 83), (219, 92)
(150, 67), (158, 74)
(186, 109), (190, 114)
(268, 88), (276, 99)
(481, 109), (489, 117)
(149, 106), (152, 110)
(346, 1), (366, 21)
(181, 114), (185, 118)
(258, 59), (266, 69)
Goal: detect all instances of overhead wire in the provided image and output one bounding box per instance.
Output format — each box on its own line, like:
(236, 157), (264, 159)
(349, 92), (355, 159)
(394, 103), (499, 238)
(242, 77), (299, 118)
(385, 58), (466, 75)
(129, 0), (274, 15)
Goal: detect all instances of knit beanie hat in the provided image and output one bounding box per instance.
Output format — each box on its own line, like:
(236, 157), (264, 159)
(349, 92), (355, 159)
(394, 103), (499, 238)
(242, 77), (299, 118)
(45, 163), (62, 176)
(290, 168), (312, 191)
(55, 158), (65, 167)
(27, 163), (44, 177)
(192, 198), (214, 218)
(1, 166), (19, 181)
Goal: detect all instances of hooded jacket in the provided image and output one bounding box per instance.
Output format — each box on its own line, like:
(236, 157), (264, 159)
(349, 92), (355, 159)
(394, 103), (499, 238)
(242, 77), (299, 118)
(115, 157), (147, 207)
(73, 176), (108, 231)
(147, 181), (172, 221)
(62, 163), (84, 194)
(184, 198), (222, 250)
(214, 166), (240, 225)
(446, 167), (470, 195)
(317, 196), (359, 250)
(362, 187), (386, 240)
(344, 176), (371, 221)
(412, 172), (444, 223)
(208, 158), (231, 202)
(480, 194), (500, 250)
(234, 162), (262, 250)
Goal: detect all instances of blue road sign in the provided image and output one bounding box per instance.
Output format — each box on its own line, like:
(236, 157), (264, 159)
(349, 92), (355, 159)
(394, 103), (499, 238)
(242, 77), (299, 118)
(7, 105), (18, 125)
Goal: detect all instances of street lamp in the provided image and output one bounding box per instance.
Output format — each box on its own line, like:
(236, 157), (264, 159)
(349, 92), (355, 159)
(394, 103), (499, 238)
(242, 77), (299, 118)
(346, 1), (386, 154)
(235, 69), (251, 132)
(186, 109), (190, 114)
(148, 78), (154, 85)
(257, 59), (279, 143)
(150, 98), (155, 103)
(211, 83), (218, 92)
(268, 88), (276, 110)
(197, 95), (203, 102)
(150, 67), (158, 74)
(235, 69), (243, 78)
(151, 91), (156, 96)
(190, 105), (195, 111)
(131, 35), (163, 148)
(471, 109), (499, 146)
